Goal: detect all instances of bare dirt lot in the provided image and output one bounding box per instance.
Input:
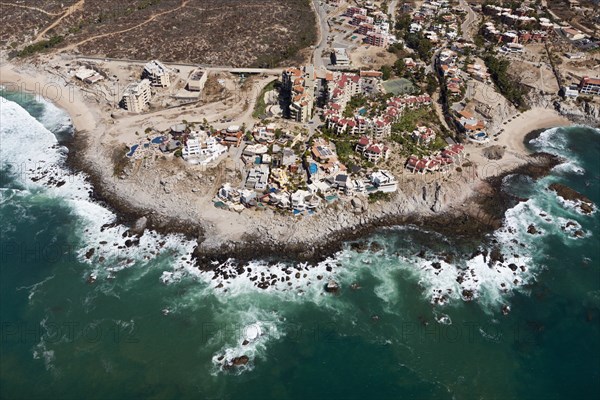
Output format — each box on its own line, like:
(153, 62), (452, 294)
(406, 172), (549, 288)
(1, 0), (316, 67)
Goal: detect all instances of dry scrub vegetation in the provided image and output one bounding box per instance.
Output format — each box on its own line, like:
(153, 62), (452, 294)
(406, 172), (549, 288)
(1, 0), (316, 67)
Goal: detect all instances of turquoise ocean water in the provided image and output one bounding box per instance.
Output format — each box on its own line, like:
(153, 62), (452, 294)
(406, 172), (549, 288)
(1, 90), (599, 399)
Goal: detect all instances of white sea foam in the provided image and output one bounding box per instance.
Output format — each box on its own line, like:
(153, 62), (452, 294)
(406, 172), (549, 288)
(183, 257), (342, 304)
(16, 274), (56, 303)
(36, 96), (73, 135)
(529, 127), (567, 154)
(1, 97), (198, 280)
(210, 308), (284, 375)
(33, 317), (59, 373)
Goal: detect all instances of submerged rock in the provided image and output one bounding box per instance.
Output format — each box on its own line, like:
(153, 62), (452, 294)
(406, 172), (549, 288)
(461, 289), (475, 301)
(85, 248), (95, 259)
(223, 355), (250, 369)
(325, 280), (340, 293)
(232, 356), (249, 366)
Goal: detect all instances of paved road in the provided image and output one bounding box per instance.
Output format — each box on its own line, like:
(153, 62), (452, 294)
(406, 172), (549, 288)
(73, 56), (283, 75)
(388, 0), (398, 28)
(312, 0), (331, 70)
(459, 0), (477, 41)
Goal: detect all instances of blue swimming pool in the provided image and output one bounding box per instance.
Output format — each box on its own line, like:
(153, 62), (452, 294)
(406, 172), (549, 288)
(126, 144), (139, 157)
(151, 136), (166, 144)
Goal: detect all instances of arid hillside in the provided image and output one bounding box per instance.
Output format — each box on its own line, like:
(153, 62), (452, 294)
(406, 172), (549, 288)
(0, 0), (317, 67)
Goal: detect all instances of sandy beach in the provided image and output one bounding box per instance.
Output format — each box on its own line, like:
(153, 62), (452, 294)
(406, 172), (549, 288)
(497, 107), (572, 152)
(0, 58), (577, 263)
(1, 60), (98, 133)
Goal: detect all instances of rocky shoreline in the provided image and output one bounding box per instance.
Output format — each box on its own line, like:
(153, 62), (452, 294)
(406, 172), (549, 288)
(63, 128), (563, 268)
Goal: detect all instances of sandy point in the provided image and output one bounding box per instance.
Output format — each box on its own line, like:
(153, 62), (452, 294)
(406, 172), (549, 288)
(1, 61), (98, 133)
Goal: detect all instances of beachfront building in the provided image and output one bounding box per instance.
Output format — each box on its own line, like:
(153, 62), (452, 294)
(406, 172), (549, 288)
(562, 85), (580, 98)
(142, 60), (172, 87)
(579, 77), (600, 96)
(121, 79), (152, 112)
(454, 109), (486, 134)
(74, 67), (104, 84)
(181, 131), (227, 165)
(405, 144), (464, 174)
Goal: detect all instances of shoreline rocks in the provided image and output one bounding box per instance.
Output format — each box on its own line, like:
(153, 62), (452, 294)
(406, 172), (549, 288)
(548, 183), (595, 214)
(62, 124), (565, 269)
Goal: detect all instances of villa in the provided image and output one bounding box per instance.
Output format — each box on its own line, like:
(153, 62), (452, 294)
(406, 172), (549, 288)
(74, 67), (104, 84)
(369, 170), (398, 193)
(181, 130), (227, 165)
(411, 126), (436, 145)
(220, 126), (243, 147)
(245, 164), (270, 190)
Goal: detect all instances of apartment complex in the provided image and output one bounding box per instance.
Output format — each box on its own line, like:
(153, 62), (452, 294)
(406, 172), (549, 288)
(121, 79), (152, 112)
(142, 60), (172, 87)
(365, 32), (388, 47)
(281, 66), (315, 123)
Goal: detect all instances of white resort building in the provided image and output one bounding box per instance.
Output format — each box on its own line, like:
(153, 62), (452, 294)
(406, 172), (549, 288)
(370, 170), (398, 193)
(181, 130), (227, 165)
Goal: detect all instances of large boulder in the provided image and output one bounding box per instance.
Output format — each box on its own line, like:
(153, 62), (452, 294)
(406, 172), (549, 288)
(351, 197), (363, 209)
(325, 280), (340, 293)
(130, 216), (148, 235)
(223, 355), (250, 369)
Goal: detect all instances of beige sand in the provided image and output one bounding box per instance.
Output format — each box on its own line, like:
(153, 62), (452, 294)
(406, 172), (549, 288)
(1, 61), (98, 133)
(466, 107), (571, 179)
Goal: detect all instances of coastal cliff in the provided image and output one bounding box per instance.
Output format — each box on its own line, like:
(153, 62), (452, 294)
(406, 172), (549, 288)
(555, 99), (600, 128)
